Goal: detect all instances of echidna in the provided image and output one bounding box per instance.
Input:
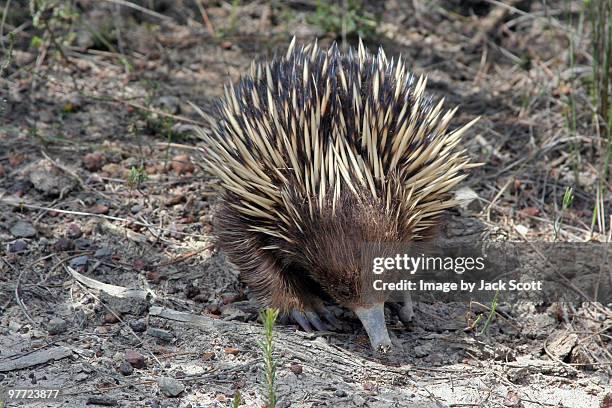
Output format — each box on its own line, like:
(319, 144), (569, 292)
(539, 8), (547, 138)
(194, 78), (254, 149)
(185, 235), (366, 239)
(197, 38), (479, 353)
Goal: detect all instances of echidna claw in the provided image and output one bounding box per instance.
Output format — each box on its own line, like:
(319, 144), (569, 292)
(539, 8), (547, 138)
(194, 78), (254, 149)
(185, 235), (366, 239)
(304, 310), (327, 331)
(291, 307), (338, 332)
(291, 309), (313, 332)
(314, 303), (343, 331)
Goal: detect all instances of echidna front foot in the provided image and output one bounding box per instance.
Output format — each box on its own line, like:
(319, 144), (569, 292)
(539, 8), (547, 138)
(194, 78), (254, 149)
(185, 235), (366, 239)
(353, 303), (393, 354)
(291, 309), (324, 332)
(290, 301), (343, 332)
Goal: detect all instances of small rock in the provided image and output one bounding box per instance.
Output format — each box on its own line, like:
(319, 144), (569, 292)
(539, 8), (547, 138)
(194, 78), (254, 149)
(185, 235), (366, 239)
(54, 238), (75, 252)
(184, 284), (200, 299)
(9, 153), (26, 167)
(129, 319), (147, 333)
(413, 343), (432, 358)
(515, 224), (529, 236)
(221, 41), (233, 49)
(66, 223), (83, 239)
(276, 400), (291, 408)
(101, 163), (129, 179)
(48, 317), (67, 335)
(94, 247), (113, 258)
(601, 393), (612, 408)
(132, 259), (147, 271)
(202, 352), (215, 361)
(104, 313), (120, 324)
(28, 159), (76, 196)
(8, 321), (23, 332)
(547, 331), (578, 360)
(158, 377), (185, 397)
(165, 194), (185, 206)
(118, 360), (134, 376)
(508, 367), (529, 383)
(427, 353), (444, 365)
(130, 204), (143, 214)
(335, 389), (347, 397)
(0, 163), (5, 177)
(86, 396), (117, 406)
(220, 305), (248, 322)
(224, 347), (240, 355)
(503, 390), (522, 407)
(519, 207), (540, 218)
(153, 96), (181, 114)
(124, 350), (146, 369)
(9, 240), (28, 252)
(352, 394), (367, 406)
(289, 363), (302, 375)
(171, 154), (194, 175)
(74, 238), (92, 249)
(10, 221), (37, 238)
(147, 328), (174, 342)
(146, 270), (163, 283)
(83, 152), (106, 171)
(69, 255), (89, 268)
(75, 372), (89, 382)
(90, 204), (109, 215)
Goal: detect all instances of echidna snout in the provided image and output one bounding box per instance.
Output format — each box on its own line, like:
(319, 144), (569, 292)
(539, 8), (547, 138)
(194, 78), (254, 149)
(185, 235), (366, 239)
(353, 304), (393, 353)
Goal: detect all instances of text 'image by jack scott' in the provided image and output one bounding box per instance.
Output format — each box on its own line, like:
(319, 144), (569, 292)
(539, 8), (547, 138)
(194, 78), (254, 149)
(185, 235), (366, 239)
(0, 1), (610, 407)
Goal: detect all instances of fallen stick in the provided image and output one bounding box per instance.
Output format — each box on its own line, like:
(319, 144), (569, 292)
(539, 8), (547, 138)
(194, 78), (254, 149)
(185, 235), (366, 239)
(0, 347), (72, 372)
(66, 266), (154, 301)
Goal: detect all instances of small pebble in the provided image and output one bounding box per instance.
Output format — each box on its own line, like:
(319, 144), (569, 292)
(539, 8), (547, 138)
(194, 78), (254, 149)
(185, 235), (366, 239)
(184, 285), (200, 299)
(146, 271), (162, 283)
(82, 152), (105, 171)
(10, 221), (36, 238)
(124, 350), (146, 369)
(70, 255), (89, 268)
(413, 344), (431, 358)
(147, 327), (174, 342)
(66, 223), (82, 239)
(9, 240), (28, 252)
(289, 363), (303, 375)
(54, 238), (75, 252)
(352, 394), (367, 406)
(154, 96), (181, 114)
(94, 247), (112, 258)
(335, 389), (347, 397)
(165, 194), (185, 206)
(170, 154), (194, 174)
(90, 204), (109, 215)
(75, 373), (89, 382)
(129, 319), (147, 333)
(74, 238), (91, 249)
(86, 396), (117, 406)
(47, 317), (67, 335)
(103, 313), (120, 324)
(118, 360), (134, 376)
(158, 377), (185, 398)
(132, 259), (147, 271)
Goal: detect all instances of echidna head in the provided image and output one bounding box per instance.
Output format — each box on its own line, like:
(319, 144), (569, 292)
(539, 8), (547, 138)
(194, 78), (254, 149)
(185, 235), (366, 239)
(288, 192), (408, 352)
